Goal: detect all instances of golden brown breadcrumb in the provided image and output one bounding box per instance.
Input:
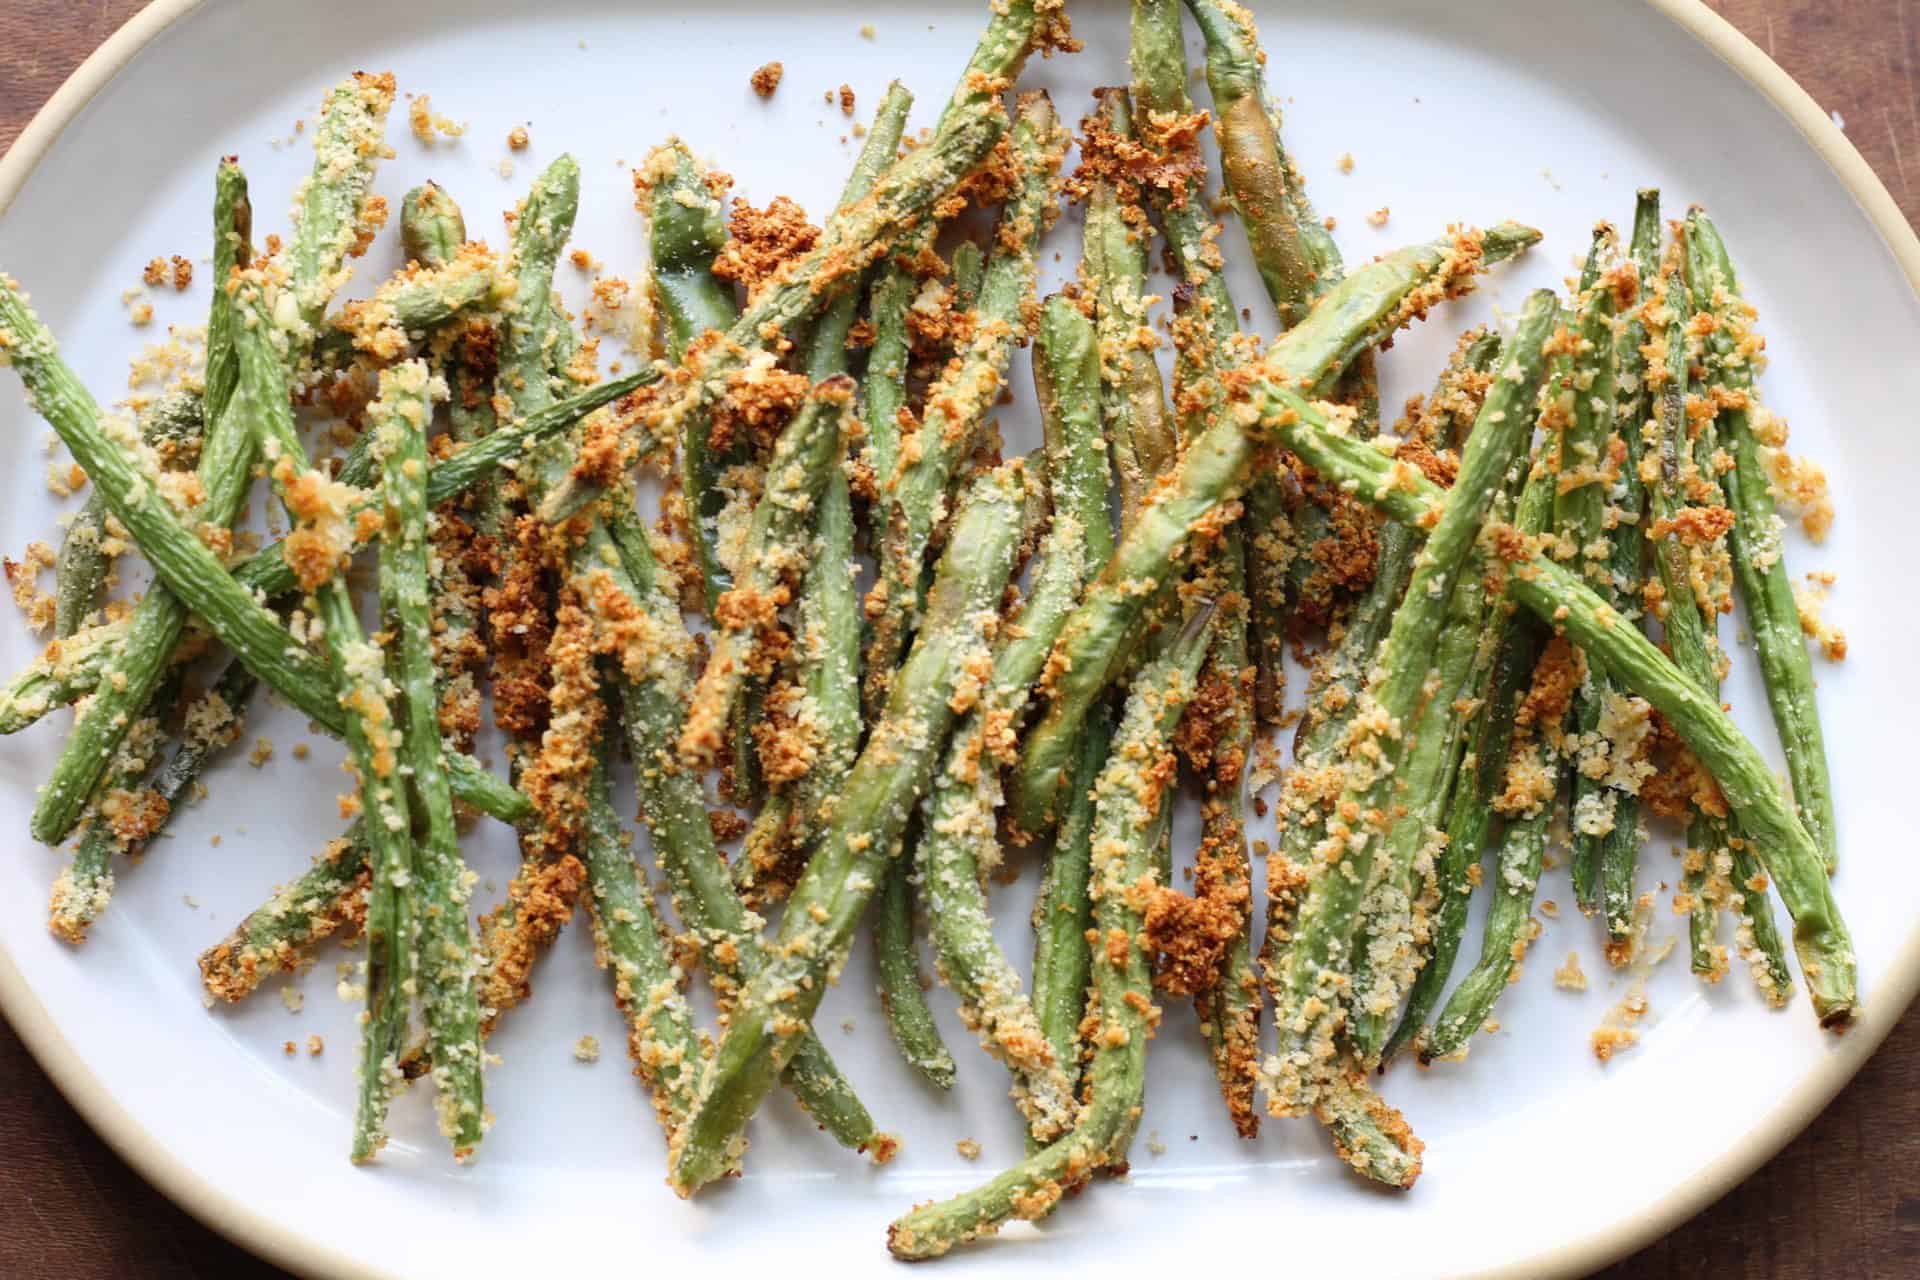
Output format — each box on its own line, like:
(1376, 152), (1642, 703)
(749, 61), (784, 98)
(711, 196), (821, 300)
(477, 854), (587, 1032)
(197, 838), (371, 1003)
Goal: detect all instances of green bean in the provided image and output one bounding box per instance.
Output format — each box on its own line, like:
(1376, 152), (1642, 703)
(885, 608), (1211, 1259)
(243, 310), (420, 1166)
(370, 360), (484, 1159)
(600, 523), (882, 1156)
(1422, 758), (1557, 1062)
(287, 72), (396, 343)
(1019, 294), (1125, 1107)
(330, 563), (415, 1166)
(678, 380), (853, 768)
(28, 82), (396, 846)
(643, 140), (744, 614)
(0, 278), (534, 832)
(1260, 290), (1557, 1113)
(668, 463), (1028, 1196)
(863, 263), (915, 496)
(1683, 208), (1838, 874)
(1032, 293), (1118, 611)
(311, 249), (505, 368)
(1587, 194), (1663, 956)
(1183, 0), (1334, 328)
(1008, 223), (1541, 834)
(0, 622), (121, 733)
(535, 0), (1061, 523)
(1345, 299), (1558, 1064)
(863, 90), (1063, 717)
(579, 723), (705, 1138)
(916, 301), (1110, 1141)
(198, 823), (370, 1003)
(786, 345), (870, 847)
(485, 159), (878, 1152)
(54, 389), (202, 637)
(1315, 1070), (1425, 1190)
(1189, 537), (1261, 1137)
(873, 843), (958, 1090)
(202, 157), (252, 425)
(1082, 88), (1176, 524)
(1384, 470), (1554, 1063)
(1235, 371), (1857, 1028)
(949, 239), (984, 315)
(1028, 705), (1111, 1100)
(401, 182), (465, 266)
(22, 158), (259, 846)
(1645, 244), (1794, 1001)
(46, 696), (171, 944)
(1558, 224), (1624, 917)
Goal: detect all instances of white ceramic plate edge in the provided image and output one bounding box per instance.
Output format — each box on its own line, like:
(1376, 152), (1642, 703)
(0, 3), (1915, 1278)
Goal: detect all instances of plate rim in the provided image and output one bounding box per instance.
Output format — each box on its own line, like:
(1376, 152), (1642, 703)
(0, 2), (1914, 1276)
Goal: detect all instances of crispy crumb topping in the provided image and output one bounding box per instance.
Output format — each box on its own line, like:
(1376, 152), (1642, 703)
(749, 61), (784, 98)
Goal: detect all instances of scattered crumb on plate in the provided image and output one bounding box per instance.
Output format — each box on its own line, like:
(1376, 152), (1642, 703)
(751, 62), (784, 98)
(408, 94), (466, 144)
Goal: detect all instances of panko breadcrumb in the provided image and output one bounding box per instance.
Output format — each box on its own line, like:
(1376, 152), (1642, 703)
(750, 61), (784, 98)
(573, 1034), (601, 1063)
(711, 196), (821, 298)
(407, 94), (466, 144)
(4, 542), (57, 632)
(507, 124), (530, 151)
(1554, 951), (1589, 992)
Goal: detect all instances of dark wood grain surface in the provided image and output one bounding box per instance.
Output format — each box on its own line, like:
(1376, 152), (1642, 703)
(1, 1), (1916, 1277)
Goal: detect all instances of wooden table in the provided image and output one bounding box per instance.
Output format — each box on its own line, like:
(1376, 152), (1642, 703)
(2, 1), (1916, 1276)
